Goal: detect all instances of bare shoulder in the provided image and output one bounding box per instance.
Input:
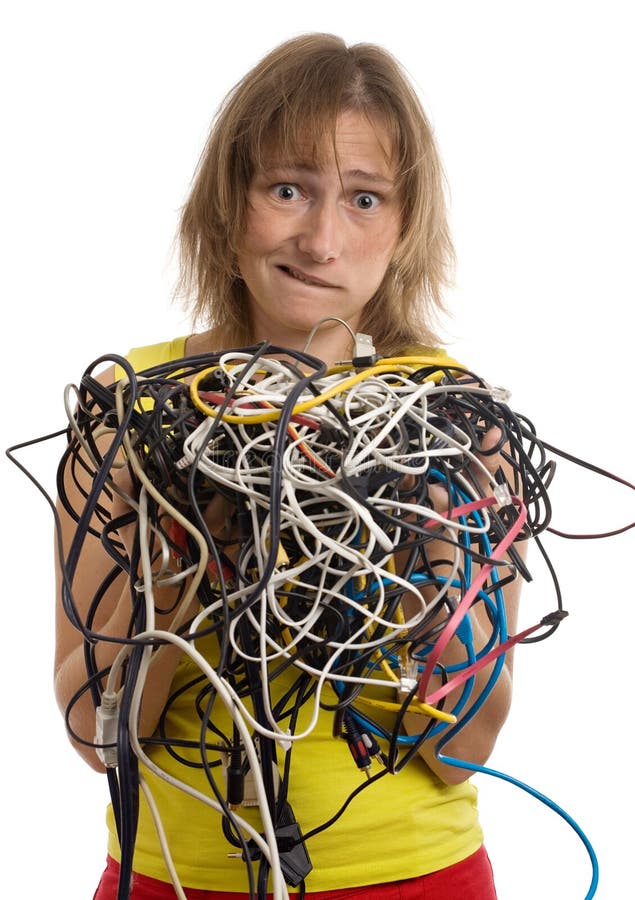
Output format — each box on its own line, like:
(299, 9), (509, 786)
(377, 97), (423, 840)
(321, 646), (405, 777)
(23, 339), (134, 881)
(94, 363), (116, 386)
(184, 330), (219, 356)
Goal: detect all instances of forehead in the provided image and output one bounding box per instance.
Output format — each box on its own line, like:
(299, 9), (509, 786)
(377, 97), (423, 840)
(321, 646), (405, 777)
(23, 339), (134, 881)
(258, 110), (396, 178)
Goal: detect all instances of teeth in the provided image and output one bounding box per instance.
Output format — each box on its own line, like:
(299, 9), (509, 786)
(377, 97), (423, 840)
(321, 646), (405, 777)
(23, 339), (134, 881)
(287, 267), (317, 286)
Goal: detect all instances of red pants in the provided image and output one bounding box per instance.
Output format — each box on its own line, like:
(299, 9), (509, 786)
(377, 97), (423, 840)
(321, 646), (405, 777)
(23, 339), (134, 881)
(93, 845), (497, 899)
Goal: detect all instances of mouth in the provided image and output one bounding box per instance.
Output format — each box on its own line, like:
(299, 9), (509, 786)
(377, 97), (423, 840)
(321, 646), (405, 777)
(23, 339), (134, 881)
(277, 265), (337, 288)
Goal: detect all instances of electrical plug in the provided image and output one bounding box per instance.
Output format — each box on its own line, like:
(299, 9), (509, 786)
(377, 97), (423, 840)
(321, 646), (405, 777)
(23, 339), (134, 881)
(228, 806), (312, 887)
(399, 657), (419, 694)
(342, 711), (386, 779)
(360, 729), (388, 768)
(493, 481), (512, 508)
(352, 332), (379, 367)
(95, 691), (119, 768)
(225, 748), (244, 809)
(220, 751), (281, 808)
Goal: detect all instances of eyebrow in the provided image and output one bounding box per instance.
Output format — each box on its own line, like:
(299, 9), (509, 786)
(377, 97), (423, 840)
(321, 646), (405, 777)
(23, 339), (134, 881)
(345, 168), (395, 188)
(260, 163), (395, 189)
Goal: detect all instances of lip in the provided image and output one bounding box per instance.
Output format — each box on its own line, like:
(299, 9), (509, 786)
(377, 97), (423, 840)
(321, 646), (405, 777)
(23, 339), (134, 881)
(276, 264), (338, 288)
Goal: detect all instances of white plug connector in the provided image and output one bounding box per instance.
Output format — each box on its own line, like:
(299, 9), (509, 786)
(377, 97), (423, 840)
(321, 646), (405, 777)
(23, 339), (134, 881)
(352, 332), (378, 367)
(493, 481), (512, 507)
(490, 385), (512, 403)
(95, 691), (119, 768)
(398, 658), (419, 694)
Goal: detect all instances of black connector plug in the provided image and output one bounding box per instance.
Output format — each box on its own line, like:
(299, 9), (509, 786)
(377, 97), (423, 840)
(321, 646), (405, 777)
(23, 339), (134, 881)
(226, 749), (244, 808)
(275, 819), (313, 887)
(352, 353), (379, 368)
(541, 609), (569, 627)
(229, 805), (312, 887)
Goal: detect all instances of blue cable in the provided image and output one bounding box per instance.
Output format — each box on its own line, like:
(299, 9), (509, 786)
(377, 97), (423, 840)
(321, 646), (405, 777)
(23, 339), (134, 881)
(438, 753), (599, 899)
(409, 472), (599, 897)
(344, 467), (513, 743)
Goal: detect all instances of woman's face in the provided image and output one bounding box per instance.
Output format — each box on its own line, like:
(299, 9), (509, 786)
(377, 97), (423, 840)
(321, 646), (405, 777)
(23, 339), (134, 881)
(236, 110), (402, 362)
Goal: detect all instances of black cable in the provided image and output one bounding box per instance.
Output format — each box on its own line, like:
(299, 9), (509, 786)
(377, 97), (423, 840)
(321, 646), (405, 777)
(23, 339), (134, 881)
(10, 343), (634, 897)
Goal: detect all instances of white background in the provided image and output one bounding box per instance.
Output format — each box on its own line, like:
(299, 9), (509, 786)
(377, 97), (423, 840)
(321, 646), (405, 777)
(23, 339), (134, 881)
(1, 2), (633, 898)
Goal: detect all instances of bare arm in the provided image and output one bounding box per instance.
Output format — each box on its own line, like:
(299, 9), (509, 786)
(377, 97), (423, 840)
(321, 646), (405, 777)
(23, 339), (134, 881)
(53, 365), (197, 771)
(403, 545), (525, 785)
(401, 428), (528, 785)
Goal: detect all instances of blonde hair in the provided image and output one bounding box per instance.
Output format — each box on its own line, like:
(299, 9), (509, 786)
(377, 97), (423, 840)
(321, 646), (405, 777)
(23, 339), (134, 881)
(177, 33), (454, 354)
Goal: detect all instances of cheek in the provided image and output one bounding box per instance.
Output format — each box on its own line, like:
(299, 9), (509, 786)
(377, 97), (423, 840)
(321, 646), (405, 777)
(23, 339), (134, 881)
(358, 223), (400, 271)
(242, 191), (297, 256)
(240, 222), (265, 258)
(240, 201), (276, 256)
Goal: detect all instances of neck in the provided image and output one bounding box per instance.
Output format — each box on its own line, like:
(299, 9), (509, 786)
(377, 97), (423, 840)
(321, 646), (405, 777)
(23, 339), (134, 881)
(256, 319), (358, 369)
(187, 320), (359, 370)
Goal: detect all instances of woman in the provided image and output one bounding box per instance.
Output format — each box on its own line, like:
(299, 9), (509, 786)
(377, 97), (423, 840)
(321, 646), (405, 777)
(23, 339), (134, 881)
(55, 33), (521, 899)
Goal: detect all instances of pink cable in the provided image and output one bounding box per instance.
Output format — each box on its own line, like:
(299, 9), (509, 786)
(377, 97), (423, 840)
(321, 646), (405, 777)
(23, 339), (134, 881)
(417, 494), (527, 703)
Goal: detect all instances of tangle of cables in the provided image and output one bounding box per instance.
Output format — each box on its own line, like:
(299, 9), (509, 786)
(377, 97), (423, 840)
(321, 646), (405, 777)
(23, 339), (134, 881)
(11, 340), (620, 899)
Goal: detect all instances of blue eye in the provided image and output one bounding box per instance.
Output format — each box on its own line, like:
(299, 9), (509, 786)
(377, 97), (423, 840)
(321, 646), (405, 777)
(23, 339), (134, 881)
(354, 192), (380, 210)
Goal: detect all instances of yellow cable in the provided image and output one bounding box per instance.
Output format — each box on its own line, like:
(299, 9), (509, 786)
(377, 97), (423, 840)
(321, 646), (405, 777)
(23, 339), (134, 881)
(189, 356), (464, 424)
(368, 556), (455, 720)
(355, 693), (457, 724)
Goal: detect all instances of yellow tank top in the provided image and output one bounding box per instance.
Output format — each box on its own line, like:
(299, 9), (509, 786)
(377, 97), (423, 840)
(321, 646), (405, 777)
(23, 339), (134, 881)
(107, 337), (483, 892)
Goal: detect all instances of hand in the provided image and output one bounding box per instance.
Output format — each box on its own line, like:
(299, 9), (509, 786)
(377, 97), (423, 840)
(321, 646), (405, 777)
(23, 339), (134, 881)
(397, 425), (509, 519)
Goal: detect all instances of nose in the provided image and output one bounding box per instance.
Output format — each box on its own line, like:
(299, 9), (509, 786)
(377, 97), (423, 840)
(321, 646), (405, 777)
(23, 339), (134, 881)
(297, 200), (343, 263)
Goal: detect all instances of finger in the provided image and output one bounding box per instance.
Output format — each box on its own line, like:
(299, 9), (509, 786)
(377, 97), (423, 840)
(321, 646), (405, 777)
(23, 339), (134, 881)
(474, 426), (520, 500)
(397, 472), (416, 494)
(477, 426), (504, 469)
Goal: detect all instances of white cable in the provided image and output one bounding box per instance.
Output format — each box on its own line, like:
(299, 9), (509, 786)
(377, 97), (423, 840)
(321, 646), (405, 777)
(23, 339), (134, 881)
(139, 776), (188, 900)
(125, 628), (289, 900)
(80, 352), (518, 897)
